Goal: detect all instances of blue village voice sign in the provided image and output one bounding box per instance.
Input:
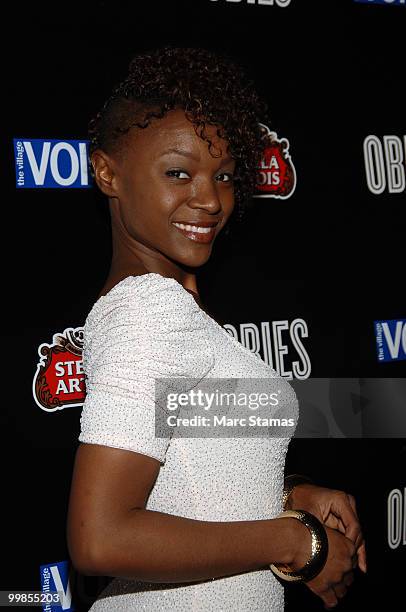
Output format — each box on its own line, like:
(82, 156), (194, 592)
(14, 138), (92, 188)
(374, 319), (406, 362)
(40, 560), (74, 611)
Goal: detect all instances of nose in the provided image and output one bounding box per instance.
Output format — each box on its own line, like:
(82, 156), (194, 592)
(187, 178), (223, 215)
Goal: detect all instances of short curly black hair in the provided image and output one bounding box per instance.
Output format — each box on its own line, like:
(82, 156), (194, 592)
(88, 45), (271, 221)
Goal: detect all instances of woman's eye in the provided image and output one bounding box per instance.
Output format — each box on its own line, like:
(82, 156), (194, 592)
(217, 173), (234, 183)
(166, 169), (189, 179)
(166, 170), (234, 182)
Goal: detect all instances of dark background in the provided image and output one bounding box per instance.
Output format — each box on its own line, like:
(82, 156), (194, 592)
(2, 0), (405, 610)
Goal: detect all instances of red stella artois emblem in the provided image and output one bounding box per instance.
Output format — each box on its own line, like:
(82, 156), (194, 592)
(33, 327), (86, 411)
(254, 123), (296, 199)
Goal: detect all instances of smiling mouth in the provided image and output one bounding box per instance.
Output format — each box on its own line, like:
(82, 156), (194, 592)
(172, 222), (218, 243)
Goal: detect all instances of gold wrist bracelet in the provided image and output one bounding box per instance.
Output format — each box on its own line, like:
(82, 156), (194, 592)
(270, 509), (328, 583)
(282, 474), (314, 510)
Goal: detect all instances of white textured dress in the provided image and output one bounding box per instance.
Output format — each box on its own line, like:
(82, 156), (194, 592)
(78, 273), (299, 611)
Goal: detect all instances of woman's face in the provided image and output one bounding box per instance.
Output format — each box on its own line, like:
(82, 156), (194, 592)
(94, 107), (236, 270)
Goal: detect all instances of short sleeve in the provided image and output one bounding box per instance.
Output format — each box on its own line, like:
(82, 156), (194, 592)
(78, 275), (215, 464)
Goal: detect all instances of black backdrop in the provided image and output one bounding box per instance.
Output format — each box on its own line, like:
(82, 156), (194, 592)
(2, 1), (405, 610)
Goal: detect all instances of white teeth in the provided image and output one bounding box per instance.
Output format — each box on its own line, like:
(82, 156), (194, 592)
(173, 222), (214, 234)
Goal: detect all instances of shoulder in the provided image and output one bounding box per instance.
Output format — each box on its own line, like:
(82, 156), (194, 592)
(83, 273), (214, 376)
(85, 273), (202, 331)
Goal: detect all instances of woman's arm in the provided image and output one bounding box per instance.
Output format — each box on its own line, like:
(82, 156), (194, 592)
(67, 443), (357, 609)
(67, 443), (310, 582)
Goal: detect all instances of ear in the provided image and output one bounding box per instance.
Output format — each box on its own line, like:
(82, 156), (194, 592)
(91, 149), (119, 198)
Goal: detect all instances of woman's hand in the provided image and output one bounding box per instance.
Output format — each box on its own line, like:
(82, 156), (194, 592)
(294, 525), (358, 610)
(286, 483), (367, 575)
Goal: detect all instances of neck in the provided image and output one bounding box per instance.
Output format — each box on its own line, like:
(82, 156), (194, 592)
(105, 204), (200, 295)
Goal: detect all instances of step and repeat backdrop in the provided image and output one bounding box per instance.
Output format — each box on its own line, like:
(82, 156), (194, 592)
(2, 0), (405, 610)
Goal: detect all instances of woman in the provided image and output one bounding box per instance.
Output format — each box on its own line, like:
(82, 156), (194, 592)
(67, 46), (366, 611)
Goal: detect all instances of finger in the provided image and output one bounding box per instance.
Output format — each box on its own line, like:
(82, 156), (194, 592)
(357, 541), (368, 573)
(331, 493), (361, 545)
(347, 495), (367, 573)
(323, 588), (339, 609)
(324, 514), (342, 531)
(354, 531), (364, 550)
(347, 494), (364, 547)
(348, 495), (366, 547)
(347, 493), (358, 514)
(344, 571), (355, 587)
(333, 582), (348, 600)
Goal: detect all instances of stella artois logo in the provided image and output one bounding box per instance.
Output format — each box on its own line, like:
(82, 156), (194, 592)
(254, 123), (296, 199)
(33, 327), (86, 411)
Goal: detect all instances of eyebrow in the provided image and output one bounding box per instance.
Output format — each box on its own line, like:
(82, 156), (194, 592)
(159, 147), (234, 164)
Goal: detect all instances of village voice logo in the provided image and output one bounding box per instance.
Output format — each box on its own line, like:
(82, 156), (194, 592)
(33, 327), (86, 411)
(40, 560), (73, 612)
(374, 318), (406, 362)
(14, 138), (91, 188)
(254, 123), (296, 199)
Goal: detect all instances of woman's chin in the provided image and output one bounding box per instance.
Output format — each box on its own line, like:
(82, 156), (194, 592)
(175, 248), (213, 268)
